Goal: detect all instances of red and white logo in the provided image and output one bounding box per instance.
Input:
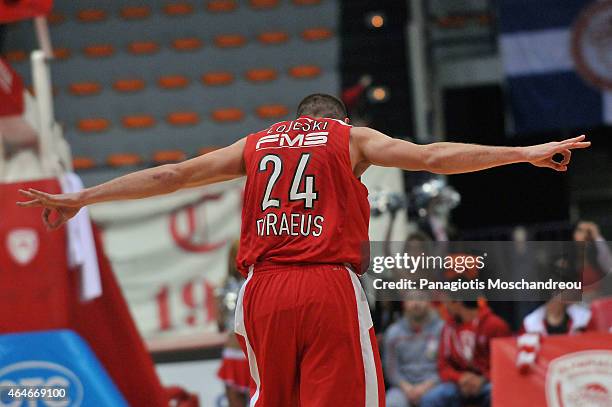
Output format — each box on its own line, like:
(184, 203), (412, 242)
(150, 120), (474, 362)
(6, 228), (39, 265)
(571, 1), (612, 91)
(546, 350), (612, 407)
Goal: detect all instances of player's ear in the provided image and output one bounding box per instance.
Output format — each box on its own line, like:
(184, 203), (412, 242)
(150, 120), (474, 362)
(344, 117), (350, 124)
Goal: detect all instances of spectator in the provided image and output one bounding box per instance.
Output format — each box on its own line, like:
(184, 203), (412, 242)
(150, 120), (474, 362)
(422, 300), (511, 407)
(521, 292), (594, 335)
(385, 291), (443, 407)
(573, 221), (612, 300)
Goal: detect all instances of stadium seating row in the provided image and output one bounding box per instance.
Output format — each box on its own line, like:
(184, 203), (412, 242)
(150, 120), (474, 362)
(48, 0), (323, 24)
(73, 147), (222, 170)
(75, 104), (290, 133)
(2, 28), (333, 63)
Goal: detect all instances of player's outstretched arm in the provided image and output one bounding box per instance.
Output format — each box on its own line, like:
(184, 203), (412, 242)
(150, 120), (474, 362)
(17, 138), (246, 229)
(351, 127), (590, 175)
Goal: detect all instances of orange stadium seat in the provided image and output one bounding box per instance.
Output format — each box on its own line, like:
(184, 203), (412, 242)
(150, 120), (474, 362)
(153, 150), (186, 163)
(206, 0), (237, 12)
(436, 15), (468, 29)
(77, 9), (108, 23)
(172, 37), (204, 52)
(258, 31), (289, 45)
(47, 12), (66, 25)
(113, 78), (146, 93)
(120, 6), (152, 20)
(256, 104), (289, 119)
(69, 82), (102, 96)
(201, 72), (235, 86)
(107, 153), (142, 167)
(53, 47), (71, 60)
(288, 64), (322, 79)
(214, 34), (247, 48)
(301, 27), (333, 41)
(212, 108), (245, 122)
(199, 147), (220, 155)
(72, 157), (96, 170)
(167, 111), (201, 126)
(128, 41), (160, 55)
(163, 3), (195, 16)
(158, 75), (190, 89)
(122, 115), (156, 129)
(77, 118), (111, 132)
(84, 44), (115, 58)
(249, 0), (279, 9)
(245, 68), (278, 83)
(3, 50), (27, 63)
(292, 0), (321, 5)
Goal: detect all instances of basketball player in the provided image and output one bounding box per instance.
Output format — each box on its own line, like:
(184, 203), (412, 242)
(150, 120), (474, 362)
(18, 94), (590, 406)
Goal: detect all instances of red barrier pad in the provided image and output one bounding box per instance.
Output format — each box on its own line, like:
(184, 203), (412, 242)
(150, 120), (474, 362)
(0, 0), (52, 23)
(492, 333), (612, 407)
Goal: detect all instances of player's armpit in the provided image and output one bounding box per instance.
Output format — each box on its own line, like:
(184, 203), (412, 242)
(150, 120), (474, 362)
(177, 137), (247, 188)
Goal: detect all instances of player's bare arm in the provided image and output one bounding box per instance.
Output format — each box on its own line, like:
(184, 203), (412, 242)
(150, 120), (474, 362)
(350, 126), (590, 176)
(17, 138), (246, 230)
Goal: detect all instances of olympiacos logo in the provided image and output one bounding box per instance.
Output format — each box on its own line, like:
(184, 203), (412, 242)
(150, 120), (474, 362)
(6, 228), (39, 266)
(169, 194), (227, 253)
(546, 350), (612, 407)
(0, 360), (83, 407)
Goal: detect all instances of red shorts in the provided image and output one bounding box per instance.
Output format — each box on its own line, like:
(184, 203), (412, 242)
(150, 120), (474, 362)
(217, 347), (252, 394)
(235, 264), (385, 406)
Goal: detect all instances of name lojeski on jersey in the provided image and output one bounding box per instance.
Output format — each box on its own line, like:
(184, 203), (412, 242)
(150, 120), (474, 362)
(256, 212), (324, 237)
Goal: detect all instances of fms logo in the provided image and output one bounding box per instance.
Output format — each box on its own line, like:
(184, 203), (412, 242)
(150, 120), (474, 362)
(0, 361), (84, 407)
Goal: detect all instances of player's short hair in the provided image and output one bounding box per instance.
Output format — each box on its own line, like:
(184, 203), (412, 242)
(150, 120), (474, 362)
(296, 93), (348, 120)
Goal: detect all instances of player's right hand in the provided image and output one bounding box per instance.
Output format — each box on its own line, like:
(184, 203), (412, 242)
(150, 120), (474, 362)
(16, 189), (83, 230)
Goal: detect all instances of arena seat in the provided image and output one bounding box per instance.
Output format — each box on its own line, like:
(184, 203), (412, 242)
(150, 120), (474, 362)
(214, 34), (247, 48)
(120, 6), (152, 20)
(289, 64), (322, 79)
(83, 44), (115, 58)
(77, 9), (108, 23)
(113, 78), (146, 93)
(258, 31), (290, 45)
(245, 68), (278, 83)
(122, 114), (156, 129)
(163, 3), (195, 17)
(78, 117), (111, 132)
(53, 47), (72, 60)
(212, 108), (244, 122)
(73, 156), (97, 170)
(158, 75), (191, 90)
(167, 111), (201, 126)
(199, 146), (220, 155)
(128, 41), (161, 55)
(48, 12), (67, 25)
(153, 150), (187, 164)
(3, 50), (27, 63)
(301, 27), (333, 41)
(107, 153), (142, 167)
(69, 81), (102, 96)
(207, 0), (238, 13)
(250, 0), (280, 9)
(256, 104), (289, 119)
(590, 297), (612, 332)
(172, 37), (204, 52)
(293, 0), (322, 5)
(202, 71), (235, 86)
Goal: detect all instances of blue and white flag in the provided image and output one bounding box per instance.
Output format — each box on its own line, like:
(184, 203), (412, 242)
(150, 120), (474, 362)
(499, 0), (612, 134)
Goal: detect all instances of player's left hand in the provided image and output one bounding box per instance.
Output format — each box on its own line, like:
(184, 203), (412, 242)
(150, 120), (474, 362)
(524, 135), (590, 171)
(16, 189), (83, 230)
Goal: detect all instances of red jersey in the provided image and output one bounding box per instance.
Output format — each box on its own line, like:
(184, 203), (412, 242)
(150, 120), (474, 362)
(236, 116), (370, 275)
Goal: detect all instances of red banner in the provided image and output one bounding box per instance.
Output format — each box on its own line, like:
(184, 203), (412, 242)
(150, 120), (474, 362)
(0, 0), (52, 23)
(492, 333), (612, 407)
(0, 58), (24, 117)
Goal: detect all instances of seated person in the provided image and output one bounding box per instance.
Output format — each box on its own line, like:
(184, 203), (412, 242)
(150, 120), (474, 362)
(384, 291), (443, 407)
(522, 292), (594, 335)
(423, 300), (511, 407)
